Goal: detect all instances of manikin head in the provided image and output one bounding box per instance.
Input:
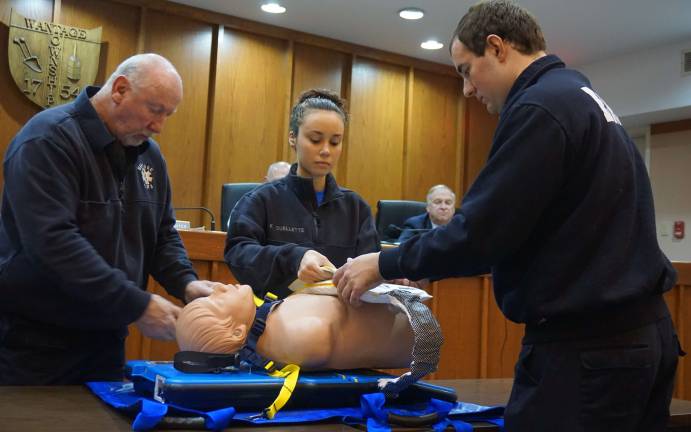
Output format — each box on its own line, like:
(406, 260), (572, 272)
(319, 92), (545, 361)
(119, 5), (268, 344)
(176, 283), (256, 354)
(426, 185), (456, 226)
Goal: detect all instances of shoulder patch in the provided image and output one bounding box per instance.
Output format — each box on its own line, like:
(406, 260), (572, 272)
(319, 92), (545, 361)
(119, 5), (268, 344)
(137, 163), (155, 190)
(580, 87), (621, 125)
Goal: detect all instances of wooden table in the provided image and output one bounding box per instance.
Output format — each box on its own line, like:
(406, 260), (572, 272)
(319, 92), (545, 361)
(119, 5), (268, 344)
(1, 379), (689, 431)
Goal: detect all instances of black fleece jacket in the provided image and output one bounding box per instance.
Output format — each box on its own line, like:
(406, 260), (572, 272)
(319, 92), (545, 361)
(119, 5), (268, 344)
(225, 165), (379, 298)
(380, 55), (675, 326)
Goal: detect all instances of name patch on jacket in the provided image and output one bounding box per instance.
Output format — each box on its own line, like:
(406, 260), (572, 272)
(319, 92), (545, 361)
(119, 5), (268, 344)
(269, 224), (305, 233)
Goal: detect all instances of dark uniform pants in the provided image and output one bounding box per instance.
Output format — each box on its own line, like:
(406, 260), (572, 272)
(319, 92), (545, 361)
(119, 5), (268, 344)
(0, 314), (126, 385)
(505, 316), (682, 432)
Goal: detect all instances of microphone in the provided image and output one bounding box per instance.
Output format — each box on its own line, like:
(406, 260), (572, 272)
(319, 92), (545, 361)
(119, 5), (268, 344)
(174, 207), (217, 231)
(385, 224), (432, 237)
(385, 224), (405, 238)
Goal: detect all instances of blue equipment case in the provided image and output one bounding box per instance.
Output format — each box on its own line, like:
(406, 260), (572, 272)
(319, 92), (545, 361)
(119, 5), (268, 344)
(125, 360), (457, 411)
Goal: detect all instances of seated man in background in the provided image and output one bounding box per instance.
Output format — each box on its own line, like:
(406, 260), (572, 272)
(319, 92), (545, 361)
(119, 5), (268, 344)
(398, 185), (456, 242)
(176, 282), (441, 395)
(264, 161), (291, 182)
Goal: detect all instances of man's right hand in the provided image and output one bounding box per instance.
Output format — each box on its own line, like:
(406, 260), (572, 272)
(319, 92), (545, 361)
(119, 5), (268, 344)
(134, 294), (181, 340)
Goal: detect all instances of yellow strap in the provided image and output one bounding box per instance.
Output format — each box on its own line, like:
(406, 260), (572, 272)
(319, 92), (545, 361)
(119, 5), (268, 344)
(253, 291), (278, 307)
(262, 363), (301, 419)
(303, 280), (335, 288)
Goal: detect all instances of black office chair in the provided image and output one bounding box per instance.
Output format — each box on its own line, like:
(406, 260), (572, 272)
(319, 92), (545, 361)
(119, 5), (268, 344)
(375, 200), (428, 242)
(220, 183), (261, 232)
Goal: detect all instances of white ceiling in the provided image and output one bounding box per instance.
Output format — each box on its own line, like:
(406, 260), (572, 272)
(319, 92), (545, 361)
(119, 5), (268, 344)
(169, 0), (691, 68)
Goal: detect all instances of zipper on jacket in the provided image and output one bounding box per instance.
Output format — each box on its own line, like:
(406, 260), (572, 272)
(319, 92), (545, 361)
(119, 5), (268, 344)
(119, 180), (126, 212)
(312, 212), (320, 241)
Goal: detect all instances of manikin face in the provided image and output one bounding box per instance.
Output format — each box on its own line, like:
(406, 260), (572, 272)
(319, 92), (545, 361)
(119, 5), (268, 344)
(289, 110), (344, 180)
(450, 37), (510, 115)
(427, 189), (455, 226)
(109, 72), (182, 147)
(200, 283), (256, 326)
(176, 284), (256, 353)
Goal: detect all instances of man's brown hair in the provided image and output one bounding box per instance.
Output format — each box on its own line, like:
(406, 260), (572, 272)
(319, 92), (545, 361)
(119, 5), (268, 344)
(450, 0), (546, 56)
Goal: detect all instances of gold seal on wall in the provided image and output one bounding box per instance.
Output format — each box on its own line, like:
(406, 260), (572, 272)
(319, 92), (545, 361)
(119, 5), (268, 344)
(8, 9), (102, 109)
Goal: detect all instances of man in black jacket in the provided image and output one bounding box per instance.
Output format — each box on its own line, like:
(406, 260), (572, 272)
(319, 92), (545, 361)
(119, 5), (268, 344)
(335, 1), (681, 430)
(0, 54), (213, 384)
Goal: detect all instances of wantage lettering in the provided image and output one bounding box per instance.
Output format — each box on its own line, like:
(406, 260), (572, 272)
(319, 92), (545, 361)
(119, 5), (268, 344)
(10, 10), (101, 109)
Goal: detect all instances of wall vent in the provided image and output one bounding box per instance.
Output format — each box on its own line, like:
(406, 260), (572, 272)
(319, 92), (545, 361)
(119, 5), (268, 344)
(683, 49), (691, 76)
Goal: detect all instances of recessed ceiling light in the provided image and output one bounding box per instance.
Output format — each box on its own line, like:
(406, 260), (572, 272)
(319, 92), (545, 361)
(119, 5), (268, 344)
(421, 40), (443, 50)
(398, 7), (424, 20)
(261, 2), (286, 14)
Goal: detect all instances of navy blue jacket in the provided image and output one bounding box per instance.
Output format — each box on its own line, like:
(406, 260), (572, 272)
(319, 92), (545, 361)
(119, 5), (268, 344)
(398, 213), (432, 243)
(225, 165), (380, 298)
(0, 87), (197, 332)
(380, 55), (675, 326)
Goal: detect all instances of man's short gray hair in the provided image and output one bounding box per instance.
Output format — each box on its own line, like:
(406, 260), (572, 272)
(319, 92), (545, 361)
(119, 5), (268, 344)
(266, 161), (290, 179)
(103, 53), (180, 88)
(426, 184), (456, 204)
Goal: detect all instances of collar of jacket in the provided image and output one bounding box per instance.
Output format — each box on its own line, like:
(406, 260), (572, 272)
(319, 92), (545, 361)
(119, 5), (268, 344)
(500, 54), (565, 118)
(74, 86), (150, 155)
(285, 163), (344, 209)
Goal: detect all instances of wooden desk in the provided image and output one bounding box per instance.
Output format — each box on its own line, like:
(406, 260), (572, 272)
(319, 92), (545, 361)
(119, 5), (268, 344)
(1, 380), (689, 431)
(0, 385), (355, 432)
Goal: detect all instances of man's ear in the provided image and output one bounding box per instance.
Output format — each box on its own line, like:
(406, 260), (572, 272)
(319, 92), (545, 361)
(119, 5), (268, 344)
(485, 34), (508, 61)
(288, 131), (297, 150)
(111, 75), (130, 104)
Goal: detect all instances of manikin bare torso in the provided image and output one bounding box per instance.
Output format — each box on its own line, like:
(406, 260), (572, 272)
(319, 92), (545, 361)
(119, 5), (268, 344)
(176, 284), (414, 371)
(258, 293), (414, 370)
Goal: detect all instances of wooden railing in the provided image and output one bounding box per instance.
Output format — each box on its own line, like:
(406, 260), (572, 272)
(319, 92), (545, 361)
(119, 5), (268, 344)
(125, 230), (691, 399)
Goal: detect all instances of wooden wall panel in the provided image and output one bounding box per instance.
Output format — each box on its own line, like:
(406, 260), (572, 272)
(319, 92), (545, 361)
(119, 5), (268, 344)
(0, 0), (53, 189)
(347, 57), (407, 208)
(404, 69), (462, 201)
(143, 11), (212, 227)
(60, 0), (139, 86)
(204, 29), (290, 222)
(0, 0), (52, 23)
(291, 43), (345, 106)
(463, 97), (498, 194)
(432, 277), (483, 379)
(486, 290), (524, 377)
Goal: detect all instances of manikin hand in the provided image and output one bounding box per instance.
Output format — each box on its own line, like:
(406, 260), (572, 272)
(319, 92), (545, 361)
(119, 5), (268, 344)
(184, 279), (215, 303)
(298, 250), (336, 283)
(135, 294), (181, 340)
(333, 252), (384, 307)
